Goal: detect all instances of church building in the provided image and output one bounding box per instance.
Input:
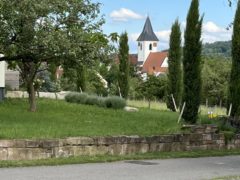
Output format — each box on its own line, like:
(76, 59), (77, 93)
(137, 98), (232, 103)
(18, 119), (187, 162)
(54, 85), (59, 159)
(137, 16), (168, 76)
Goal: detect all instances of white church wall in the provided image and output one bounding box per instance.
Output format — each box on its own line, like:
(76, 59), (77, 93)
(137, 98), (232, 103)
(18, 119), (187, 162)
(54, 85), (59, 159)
(161, 57), (169, 68)
(138, 41), (158, 63)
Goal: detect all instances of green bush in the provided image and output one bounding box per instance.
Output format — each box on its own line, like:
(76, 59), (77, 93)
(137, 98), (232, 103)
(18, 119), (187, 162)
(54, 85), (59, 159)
(65, 93), (126, 109)
(105, 96), (126, 109)
(75, 93), (88, 104)
(96, 97), (107, 108)
(65, 92), (88, 104)
(85, 95), (99, 106)
(65, 92), (79, 103)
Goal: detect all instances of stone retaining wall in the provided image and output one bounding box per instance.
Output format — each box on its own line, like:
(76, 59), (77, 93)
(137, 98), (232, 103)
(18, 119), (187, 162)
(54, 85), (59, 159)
(0, 125), (239, 161)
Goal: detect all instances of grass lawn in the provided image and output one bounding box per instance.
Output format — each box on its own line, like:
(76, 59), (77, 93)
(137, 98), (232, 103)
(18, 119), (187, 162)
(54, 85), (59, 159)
(128, 100), (227, 116)
(0, 98), (182, 139)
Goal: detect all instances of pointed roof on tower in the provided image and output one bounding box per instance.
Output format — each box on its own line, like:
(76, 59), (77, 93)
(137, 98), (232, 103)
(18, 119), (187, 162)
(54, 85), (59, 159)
(137, 16), (159, 42)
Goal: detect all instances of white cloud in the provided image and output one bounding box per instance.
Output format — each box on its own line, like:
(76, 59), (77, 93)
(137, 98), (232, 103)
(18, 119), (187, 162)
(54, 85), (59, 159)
(155, 30), (171, 43)
(110, 8), (144, 22)
(202, 21), (232, 43)
(128, 21), (232, 53)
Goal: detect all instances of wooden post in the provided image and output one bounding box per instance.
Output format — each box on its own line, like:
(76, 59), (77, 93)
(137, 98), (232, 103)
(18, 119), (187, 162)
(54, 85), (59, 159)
(206, 98), (208, 108)
(171, 94), (178, 112)
(178, 102), (186, 124)
(228, 103), (232, 117)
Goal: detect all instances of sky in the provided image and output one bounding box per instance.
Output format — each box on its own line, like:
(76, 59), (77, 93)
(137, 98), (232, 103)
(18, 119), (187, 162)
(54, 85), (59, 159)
(93, 0), (237, 53)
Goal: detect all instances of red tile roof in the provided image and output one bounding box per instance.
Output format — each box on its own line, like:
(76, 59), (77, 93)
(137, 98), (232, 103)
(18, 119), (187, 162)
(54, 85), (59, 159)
(142, 51), (168, 75)
(115, 54), (138, 65)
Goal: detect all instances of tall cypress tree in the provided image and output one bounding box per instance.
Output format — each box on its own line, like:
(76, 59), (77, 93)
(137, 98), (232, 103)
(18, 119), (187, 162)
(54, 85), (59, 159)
(182, 0), (203, 123)
(118, 32), (129, 99)
(167, 20), (182, 112)
(229, 1), (240, 117)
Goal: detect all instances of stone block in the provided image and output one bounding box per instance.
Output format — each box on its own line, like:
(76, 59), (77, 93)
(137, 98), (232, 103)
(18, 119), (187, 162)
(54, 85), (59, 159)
(0, 148), (8, 160)
(26, 140), (41, 148)
(192, 127), (205, 134)
(42, 140), (60, 148)
(159, 143), (172, 152)
(159, 135), (174, 143)
(190, 133), (203, 142)
(203, 134), (212, 141)
(171, 142), (186, 151)
(54, 146), (73, 158)
(0, 140), (15, 148)
(7, 148), (52, 160)
(205, 125), (218, 133)
(64, 137), (94, 146)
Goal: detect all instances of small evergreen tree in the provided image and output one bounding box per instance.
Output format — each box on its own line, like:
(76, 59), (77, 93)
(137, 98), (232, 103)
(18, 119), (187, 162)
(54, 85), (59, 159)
(167, 20), (182, 112)
(182, 0), (203, 123)
(229, 1), (240, 117)
(118, 32), (130, 99)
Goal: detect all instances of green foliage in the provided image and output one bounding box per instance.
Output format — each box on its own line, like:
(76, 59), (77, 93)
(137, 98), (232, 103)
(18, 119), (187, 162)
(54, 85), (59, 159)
(167, 20), (182, 112)
(65, 92), (126, 109)
(118, 32), (130, 99)
(65, 92), (88, 104)
(85, 95), (100, 106)
(182, 0), (203, 124)
(105, 96), (126, 109)
(0, 0), (105, 111)
(202, 57), (231, 106)
(37, 71), (60, 93)
(202, 41), (231, 58)
(229, 1), (240, 117)
(136, 75), (167, 101)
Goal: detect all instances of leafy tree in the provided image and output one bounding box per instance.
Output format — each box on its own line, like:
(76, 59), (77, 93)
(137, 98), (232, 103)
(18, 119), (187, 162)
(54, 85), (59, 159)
(118, 32), (130, 99)
(137, 75), (167, 108)
(202, 56), (231, 107)
(167, 20), (182, 112)
(182, 0), (203, 123)
(229, 1), (240, 117)
(0, 0), (104, 111)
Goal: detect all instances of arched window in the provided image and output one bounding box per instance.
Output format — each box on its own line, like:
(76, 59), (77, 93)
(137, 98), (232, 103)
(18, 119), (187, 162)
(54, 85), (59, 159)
(149, 44), (152, 50)
(140, 43), (142, 50)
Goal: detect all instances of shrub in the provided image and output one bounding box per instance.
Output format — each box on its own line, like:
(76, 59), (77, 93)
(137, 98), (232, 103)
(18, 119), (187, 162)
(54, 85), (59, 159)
(96, 97), (107, 108)
(65, 93), (126, 109)
(105, 96), (126, 109)
(85, 95), (99, 106)
(65, 92), (88, 104)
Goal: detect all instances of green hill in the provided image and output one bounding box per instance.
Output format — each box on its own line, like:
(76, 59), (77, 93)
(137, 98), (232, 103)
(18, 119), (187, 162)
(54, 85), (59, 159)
(202, 41), (231, 58)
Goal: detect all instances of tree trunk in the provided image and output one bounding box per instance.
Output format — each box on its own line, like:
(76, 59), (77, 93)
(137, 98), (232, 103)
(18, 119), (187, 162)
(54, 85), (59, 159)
(28, 81), (36, 112)
(148, 100), (151, 109)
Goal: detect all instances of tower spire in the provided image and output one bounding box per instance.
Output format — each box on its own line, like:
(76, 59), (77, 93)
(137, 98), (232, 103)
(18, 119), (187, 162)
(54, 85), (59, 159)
(137, 16), (159, 41)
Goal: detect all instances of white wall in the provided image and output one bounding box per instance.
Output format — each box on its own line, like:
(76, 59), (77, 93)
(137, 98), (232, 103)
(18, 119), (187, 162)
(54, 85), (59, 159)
(138, 41), (158, 64)
(161, 57), (169, 68)
(0, 61), (5, 87)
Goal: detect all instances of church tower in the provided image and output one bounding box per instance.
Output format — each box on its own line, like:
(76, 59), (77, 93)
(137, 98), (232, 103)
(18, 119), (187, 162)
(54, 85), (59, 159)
(137, 16), (159, 65)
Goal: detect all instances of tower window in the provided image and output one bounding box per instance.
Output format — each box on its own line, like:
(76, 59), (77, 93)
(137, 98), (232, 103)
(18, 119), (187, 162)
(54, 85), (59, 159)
(149, 44), (152, 50)
(140, 43), (142, 50)
(138, 42), (140, 46)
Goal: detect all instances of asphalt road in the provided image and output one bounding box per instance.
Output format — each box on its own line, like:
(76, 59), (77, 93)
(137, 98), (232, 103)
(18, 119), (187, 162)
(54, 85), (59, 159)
(1, 156), (240, 180)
